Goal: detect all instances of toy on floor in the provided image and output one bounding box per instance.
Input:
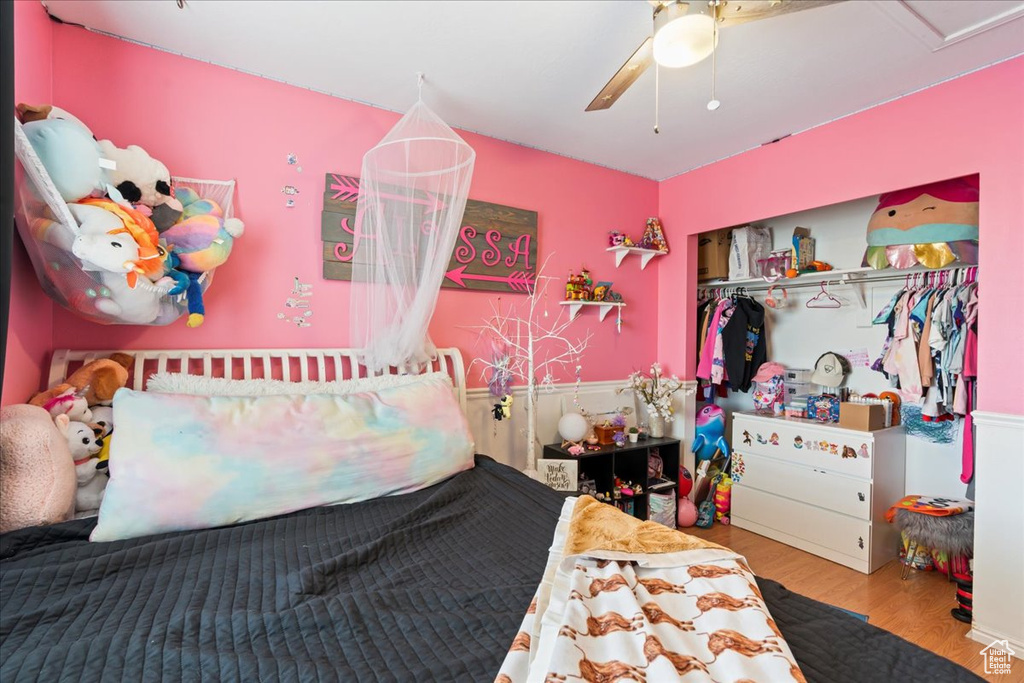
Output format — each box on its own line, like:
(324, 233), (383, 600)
(714, 474), (733, 524)
(55, 414), (106, 517)
(0, 404), (77, 533)
(691, 404), (730, 464)
(677, 496), (697, 527)
(695, 477), (719, 529)
(678, 466), (693, 497)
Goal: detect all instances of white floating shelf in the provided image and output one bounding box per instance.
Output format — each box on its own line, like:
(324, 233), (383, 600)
(560, 300), (626, 322)
(607, 246), (666, 270)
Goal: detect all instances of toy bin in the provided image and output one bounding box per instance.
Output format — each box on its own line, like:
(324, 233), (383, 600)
(13, 118), (235, 326)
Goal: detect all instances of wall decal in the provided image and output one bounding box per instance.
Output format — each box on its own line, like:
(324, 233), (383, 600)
(277, 277), (314, 327)
(321, 173), (538, 293)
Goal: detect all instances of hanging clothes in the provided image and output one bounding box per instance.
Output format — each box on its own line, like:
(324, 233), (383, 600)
(722, 296), (767, 393)
(697, 298), (733, 381)
(871, 267), (978, 428)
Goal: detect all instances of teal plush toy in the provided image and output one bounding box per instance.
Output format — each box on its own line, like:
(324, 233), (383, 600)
(23, 118), (109, 202)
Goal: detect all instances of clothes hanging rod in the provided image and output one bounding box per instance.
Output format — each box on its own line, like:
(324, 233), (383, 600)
(698, 264), (978, 295)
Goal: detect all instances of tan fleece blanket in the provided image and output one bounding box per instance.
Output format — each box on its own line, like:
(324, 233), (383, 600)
(564, 494), (728, 557)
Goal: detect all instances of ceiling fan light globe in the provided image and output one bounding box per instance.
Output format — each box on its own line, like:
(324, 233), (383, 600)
(653, 8), (717, 68)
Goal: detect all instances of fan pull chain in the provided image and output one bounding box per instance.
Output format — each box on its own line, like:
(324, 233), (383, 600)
(708, 2), (721, 111)
(654, 63), (660, 134)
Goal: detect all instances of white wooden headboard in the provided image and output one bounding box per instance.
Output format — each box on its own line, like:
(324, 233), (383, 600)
(48, 348), (468, 411)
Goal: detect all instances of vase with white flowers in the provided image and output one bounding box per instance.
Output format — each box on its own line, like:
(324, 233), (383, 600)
(619, 363), (685, 438)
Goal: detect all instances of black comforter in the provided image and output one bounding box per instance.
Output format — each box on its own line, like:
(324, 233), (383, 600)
(1, 456), (980, 682)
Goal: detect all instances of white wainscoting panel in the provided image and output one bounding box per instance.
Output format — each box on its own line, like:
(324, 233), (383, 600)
(969, 411), (1024, 657)
(467, 380), (697, 476)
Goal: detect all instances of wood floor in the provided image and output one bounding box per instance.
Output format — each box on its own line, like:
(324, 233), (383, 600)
(686, 523), (1000, 679)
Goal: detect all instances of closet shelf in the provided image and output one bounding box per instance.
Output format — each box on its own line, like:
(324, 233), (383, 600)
(607, 246), (665, 270)
(559, 300), (626, 322)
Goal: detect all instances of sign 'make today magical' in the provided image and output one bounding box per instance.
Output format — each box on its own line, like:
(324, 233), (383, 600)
(321, 173), (539, 293)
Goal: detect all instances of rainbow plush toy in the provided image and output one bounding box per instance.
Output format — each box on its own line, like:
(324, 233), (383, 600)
(862, 175), (979, 270)
(161, 188), (244, 327)
(163, 188), (244, 273)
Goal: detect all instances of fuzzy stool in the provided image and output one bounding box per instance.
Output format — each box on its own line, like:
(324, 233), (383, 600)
(893, 508), (974, 580)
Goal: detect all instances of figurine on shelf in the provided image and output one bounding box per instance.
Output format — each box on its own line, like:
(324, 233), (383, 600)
(608, 230), (626, 247)
(622, 235), (636, 247)
(565, 268), (594, 301)
(638, 217), (669, 253)
(592, 282), (611, 302)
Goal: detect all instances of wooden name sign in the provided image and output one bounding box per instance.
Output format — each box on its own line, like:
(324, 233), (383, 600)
(321, 173), (539, 293)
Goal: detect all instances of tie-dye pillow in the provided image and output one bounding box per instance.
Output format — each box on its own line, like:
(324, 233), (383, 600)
(91, 373), (474, 542)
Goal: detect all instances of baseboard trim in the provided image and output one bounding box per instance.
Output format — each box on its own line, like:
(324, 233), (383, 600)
(971, 411), (1024, 429)
(968, 624), (1024, 661)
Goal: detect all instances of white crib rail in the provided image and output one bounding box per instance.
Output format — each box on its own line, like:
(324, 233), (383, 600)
(48, 348), (467, 412)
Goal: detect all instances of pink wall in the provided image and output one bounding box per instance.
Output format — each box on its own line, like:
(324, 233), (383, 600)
(3, 0), (54, 405)
(43, 23), (660, 388)
(658, 55), (1024, 415)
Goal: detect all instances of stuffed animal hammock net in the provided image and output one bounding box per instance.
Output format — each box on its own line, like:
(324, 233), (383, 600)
(12, 119), (236, 326)
(350, 100), (475, 371)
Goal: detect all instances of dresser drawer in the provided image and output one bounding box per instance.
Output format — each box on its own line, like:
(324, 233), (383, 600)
(732, 413), (874, 479)
(733, 451), (872, 520)
(732, 486), (871, 563)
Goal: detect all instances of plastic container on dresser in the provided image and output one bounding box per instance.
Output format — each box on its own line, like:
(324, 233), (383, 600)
(730, 411), (905, 574)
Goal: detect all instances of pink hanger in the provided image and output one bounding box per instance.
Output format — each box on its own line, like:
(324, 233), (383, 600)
(806, 281), (842, 309)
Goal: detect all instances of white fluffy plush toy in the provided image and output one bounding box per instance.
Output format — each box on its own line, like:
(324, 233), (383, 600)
(54, 414), (106, 517)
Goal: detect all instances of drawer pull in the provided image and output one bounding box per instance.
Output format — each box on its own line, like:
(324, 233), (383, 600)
(858, 536), (864, 549)
(858, 492), (865, 502)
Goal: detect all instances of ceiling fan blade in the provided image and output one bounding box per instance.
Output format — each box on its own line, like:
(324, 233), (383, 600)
(585, 36), (653, 112)
(716, 0), (842, 28)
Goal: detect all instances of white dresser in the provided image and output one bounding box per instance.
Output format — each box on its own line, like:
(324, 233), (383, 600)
(730, 411), (906, 574)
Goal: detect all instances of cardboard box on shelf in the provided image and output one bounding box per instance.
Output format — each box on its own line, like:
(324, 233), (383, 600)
(791, 227), (815, 271)
(839, 403), (887, 431)
(697, 228), (731, 281)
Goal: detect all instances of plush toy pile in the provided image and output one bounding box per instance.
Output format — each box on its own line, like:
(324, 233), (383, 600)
(12, 354), (135, 520)
(16, 104), (244, 326)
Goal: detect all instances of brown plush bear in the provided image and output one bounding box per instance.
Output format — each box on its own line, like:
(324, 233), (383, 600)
(29, 353), (134, 408)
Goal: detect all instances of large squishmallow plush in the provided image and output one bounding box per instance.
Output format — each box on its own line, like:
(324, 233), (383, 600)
(862, 175), (979, 270)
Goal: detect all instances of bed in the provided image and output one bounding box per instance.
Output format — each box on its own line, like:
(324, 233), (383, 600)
(0, 349), (982, 682)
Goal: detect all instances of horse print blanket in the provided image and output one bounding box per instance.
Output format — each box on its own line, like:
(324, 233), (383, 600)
(497, 496), (805, 682)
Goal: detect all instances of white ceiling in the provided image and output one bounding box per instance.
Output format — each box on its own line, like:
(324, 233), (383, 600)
(44, 0), (1024, 180)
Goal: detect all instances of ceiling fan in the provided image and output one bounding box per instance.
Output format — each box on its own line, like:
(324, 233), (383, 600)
(586, 0), (841, 113)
